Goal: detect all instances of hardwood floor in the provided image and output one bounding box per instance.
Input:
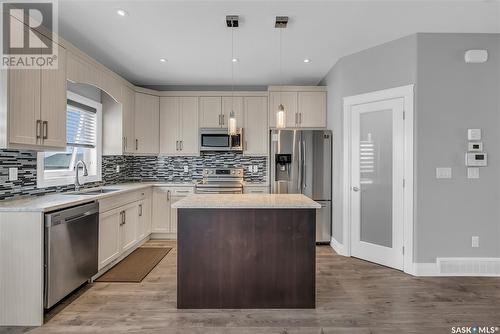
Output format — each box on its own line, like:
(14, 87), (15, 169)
(2, 240), (500, 334)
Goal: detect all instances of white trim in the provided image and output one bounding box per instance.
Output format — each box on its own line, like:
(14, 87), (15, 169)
(330, 237), (347, 256)
(342, 84), (415, 274)
(413, 258), (500, 277)
(36, 92), (103, 188)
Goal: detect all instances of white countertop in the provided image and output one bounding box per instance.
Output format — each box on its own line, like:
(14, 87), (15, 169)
(172, 194), (320, 209)
(0, 182), (195, 213)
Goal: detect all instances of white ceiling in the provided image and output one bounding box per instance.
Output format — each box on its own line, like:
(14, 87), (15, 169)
(58, 1), (500, 87)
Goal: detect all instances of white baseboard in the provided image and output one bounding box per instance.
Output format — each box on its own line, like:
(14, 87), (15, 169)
(413, 258), (500, 277)
(330, 237), (348, 256)
(150, 232), (176, 240)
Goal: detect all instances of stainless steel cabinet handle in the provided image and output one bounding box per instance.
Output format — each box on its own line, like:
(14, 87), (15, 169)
(123, 137), (126, 151)
(139, 204), (143, 217)
(352, 186), (360, 192)
(135, 139), (138, 150)
(42, 121), (48, 140)
(167, 190), (171, 201)
(299, 113), (302, 125)
(180, 141), (183, 151)
(295, 113), (298, 125)
(123, 211), (126, 224)
(222, 114), (225, 125)
(176, 141), (179, 151)
(36, 120), (42, 139)
(176, 190), (190, 193)
(218, 114), (221, 126)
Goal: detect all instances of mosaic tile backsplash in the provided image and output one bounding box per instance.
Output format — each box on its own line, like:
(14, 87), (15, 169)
(0, 150), (267, 200)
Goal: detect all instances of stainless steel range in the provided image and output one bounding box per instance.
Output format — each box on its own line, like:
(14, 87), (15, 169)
(195, 168), (244, 194)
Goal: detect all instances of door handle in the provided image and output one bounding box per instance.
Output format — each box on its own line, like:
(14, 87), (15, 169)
(222, 114), (225, 125)
(180, 140), (183, 151)
(42, 121), (48, 140)
(352, 186), (360, 192)
(218, 114), (221, 126)
(295, 113), (298, 125)
(36, 120), (42, 140)
(139, 204), (143, 217)
(176, 141), (179, 151)
(167, 190), (171, 201)
(299, 113), (302, 125)
(135, 139), (138, 150)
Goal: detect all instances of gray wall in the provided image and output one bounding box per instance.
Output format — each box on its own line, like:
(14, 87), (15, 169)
(415, 33), (500, 262)
(320, 35), (417, 243)
(321, 32), (500, 263)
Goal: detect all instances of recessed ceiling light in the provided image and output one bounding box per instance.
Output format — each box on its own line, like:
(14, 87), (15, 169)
(303, 58), (311, 63)
(116, 9), (128, 17)
(159, 58), (167, 63)
(232, 58), (239, 63)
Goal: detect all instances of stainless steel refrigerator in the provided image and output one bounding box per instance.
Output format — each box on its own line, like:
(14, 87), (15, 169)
(270, 130), (332, 243)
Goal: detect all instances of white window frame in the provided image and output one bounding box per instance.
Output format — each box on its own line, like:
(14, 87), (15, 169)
(37, 91), (103, 188)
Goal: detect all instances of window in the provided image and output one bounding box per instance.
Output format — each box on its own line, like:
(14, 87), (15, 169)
(37, 91), (102, 188)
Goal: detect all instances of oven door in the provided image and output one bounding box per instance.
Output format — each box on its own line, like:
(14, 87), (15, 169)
(200, 133), (230, 151)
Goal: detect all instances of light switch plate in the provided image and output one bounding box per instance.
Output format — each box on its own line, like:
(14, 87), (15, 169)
(472, 236), (479, 248)
(468, 129), (481, 141)
(8, 167), (18, 181)
(116, 165), (121, 173)
(467, 167), (480, 179)
(183, 166), (189, 173)
(436, 167), (452, 179)
(253, 165), (259, 173)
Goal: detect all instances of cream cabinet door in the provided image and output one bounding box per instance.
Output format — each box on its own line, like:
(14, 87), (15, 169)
(159, 97), (180, 155)
(136, 199), (151, 241)
(269, 91), (298, 128)
(178, 97), (199, 155)
(121, 205), (139, 252)
(121, 85), (135, 154)
(98, 208), (122, 270)
(199, 96), (222, 128)
(101, 72), (122, 103)
(222, 96), (244, 129)
(8, 68), (41, 146)
(298, 91), (326, 128)
(66, 52), (100, 87)
(169, 196), (182, 234)
(40, 45), (67, 149)
(243, 186), (270, 194)
(243, 97), (268, 155)
(152, 188), (171, 233)
(135, 93), (159, 154)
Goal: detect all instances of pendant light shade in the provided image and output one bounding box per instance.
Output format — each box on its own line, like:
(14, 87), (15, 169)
(228, 111), (237, 135)
(276, 104), (286, 129)
(275, 16), (288, 129)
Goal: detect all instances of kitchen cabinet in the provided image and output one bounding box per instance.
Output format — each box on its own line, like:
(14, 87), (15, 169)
(152, 187), (171, 233)
(134, 92), (159, 154)
(98, 207), (122, 270)
(269, 91), (298, 128)
(268, 87), (327, 128)
(101, 71), (122, 103)
(298, 91), (326, 128)
(66, 51), (100, 88)
(121, 85), (136, 154)
(159, 97), (199, 156)
(222, 96), (244, 129)
(199, 96), (222, 128)
(243, 185), (270, 194)
(152, 186), (194, 237)
(137, 197), (151, 240)
(1, 44), (67, 150)
(120, 204), (139, 252)
(243, 96), (268, 155)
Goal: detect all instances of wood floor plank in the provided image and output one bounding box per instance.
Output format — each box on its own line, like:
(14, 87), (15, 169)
(1, 240), (499, 334)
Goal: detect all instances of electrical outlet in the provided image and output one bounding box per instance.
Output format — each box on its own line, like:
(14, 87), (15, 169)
(183, 165), (189, 173)
(253, 165), (259, 173)
(472, 236), (479, 248)
(247, 166), (253, 172)
(436, 167), (452, 179)
(116, 165), (121, 173)
(8, 167), (18, 181)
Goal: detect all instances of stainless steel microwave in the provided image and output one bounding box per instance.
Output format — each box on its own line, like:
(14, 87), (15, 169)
(200, 128), (243, 152)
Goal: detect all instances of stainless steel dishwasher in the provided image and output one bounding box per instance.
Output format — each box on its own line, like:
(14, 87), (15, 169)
(44, 202), (99, 309)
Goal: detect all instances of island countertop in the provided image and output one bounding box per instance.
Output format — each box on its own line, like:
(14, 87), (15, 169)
(172, 194), (321, 209)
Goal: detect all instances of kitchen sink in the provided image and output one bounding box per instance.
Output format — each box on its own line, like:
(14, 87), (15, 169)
(64, 189), (119, 195)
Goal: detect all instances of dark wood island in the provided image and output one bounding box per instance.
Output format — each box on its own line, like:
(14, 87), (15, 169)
(172, 194), (320, 309)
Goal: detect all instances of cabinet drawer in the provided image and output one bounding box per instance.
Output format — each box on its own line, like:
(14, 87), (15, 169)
(243, 186), (269, 194)
(172, 187), (194, 196)
(99, 189), (149, 213)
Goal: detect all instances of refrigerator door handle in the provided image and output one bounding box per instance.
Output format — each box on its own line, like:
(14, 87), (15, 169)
(298, 135), (302, 193)
(302, 138), (307, 190)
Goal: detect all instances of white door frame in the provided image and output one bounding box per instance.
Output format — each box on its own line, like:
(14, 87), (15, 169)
(342, 85), (414, 275)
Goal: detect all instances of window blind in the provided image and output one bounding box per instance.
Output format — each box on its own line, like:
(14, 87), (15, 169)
(66, 100), (97, 148)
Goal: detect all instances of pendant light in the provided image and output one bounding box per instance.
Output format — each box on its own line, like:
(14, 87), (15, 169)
(275, 16), (288, 129)
(227, 15), (239, 135)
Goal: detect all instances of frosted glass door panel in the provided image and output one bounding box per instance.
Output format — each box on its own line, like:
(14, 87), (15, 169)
(359, 109), (393, 248)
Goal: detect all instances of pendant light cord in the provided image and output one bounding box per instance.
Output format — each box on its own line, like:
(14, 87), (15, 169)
(279, 27), (283, 105)
(231, 26), (235, 112)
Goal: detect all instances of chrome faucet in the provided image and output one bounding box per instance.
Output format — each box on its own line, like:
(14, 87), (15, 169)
(74, 160), (89, 192)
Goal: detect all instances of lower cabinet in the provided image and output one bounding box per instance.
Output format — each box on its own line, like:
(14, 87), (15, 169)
(152, 186), (193, 237)
(243, 185), (270, 194)
(98, 191), (152, 271)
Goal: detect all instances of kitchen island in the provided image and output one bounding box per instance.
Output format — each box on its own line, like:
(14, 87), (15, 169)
(172, 194), (321, 309)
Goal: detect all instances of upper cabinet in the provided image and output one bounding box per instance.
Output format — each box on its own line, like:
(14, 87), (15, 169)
(222, 96), (244, 129)
(134, 92), (160, 155)
(268, 87), (327, 129)
(0, 44), (67, 150)
(121, 85), (135, 154)
(160, 96), (199, 156)
(243, 96), (268, 156)
(199, 96), (222, 128)
(66, 52), (100, 89)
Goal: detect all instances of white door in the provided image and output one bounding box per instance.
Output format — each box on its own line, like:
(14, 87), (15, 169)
(159, 97), (180, 155)
(199, 96), (222, 128)
(350, 98), (405, 270)
(98, 209), (122, 270)
(298, 91), (326, 128)
(152, 188), (171, 233)
(244, 96), (268, 155)
(134, 93), (159, 154)
(178, 97), (199, 155)
(121, 205), (138, 252)
(269, 91), (297, 128)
